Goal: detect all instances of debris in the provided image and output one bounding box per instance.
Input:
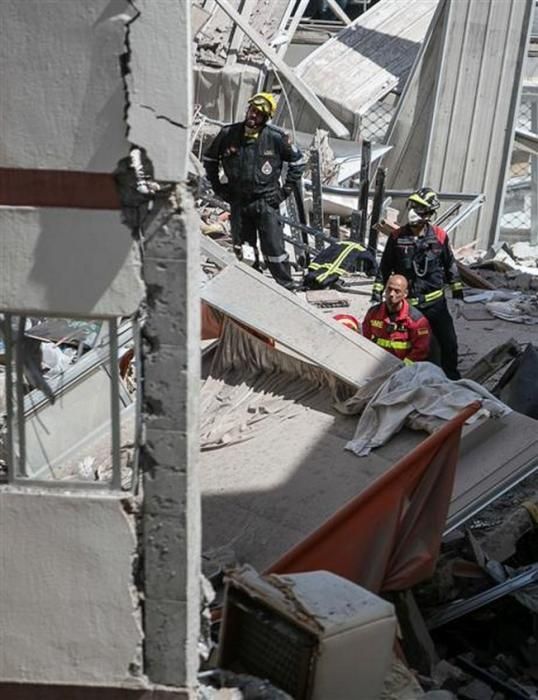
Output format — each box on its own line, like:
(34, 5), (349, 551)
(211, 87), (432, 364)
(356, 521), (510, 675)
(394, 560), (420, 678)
(305, 289), (350, 308)
(426, 564), (538, 630)
(456, 261), (497, 290)
(380, 655), (425, 699)
(463, 339), (521, 384)
(496, 344), (538, 418)
(199, 669), (292, 700)
(474, 503), (538, 563)
(486, 294), (538, 324)
(390, 589), (439, 676)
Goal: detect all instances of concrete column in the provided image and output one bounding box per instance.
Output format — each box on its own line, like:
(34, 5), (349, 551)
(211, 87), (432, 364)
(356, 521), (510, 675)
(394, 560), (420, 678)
(141, 189), (201, 691)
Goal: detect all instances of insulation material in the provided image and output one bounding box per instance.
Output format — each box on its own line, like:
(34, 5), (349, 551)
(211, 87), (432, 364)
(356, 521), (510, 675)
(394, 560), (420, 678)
(201, 319), (354, 449)
(267, 403), (479, 593)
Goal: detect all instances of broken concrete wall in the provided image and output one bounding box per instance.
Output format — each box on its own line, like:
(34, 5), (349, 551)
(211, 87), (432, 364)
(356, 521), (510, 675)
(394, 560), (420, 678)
(0, 0), (143, 317)
(0, 492), (142, 686)
(1, 0), (200, 694)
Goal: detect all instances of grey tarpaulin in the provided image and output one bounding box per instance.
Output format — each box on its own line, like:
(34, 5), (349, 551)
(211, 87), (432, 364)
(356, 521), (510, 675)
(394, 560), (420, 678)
(345, 363), (511, 457)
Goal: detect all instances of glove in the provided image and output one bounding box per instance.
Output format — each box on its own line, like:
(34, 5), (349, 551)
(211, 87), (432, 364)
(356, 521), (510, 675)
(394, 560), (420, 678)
(280, 185), (293, 202)
(268, 187), (291, 209)
(370, 290), (382, 304)
(214, 183), (231, 202)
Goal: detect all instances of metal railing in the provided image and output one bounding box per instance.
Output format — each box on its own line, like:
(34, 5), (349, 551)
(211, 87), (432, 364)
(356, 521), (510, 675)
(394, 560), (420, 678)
(1, 316), (138, 491)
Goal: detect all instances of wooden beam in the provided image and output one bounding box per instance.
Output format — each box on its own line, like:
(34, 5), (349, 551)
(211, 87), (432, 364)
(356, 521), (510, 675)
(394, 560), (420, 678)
(213, 0), (351, 138)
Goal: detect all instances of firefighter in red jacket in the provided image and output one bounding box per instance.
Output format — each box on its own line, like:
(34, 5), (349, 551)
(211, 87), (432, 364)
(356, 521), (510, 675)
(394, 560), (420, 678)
(371, 187), (463, 379)
(363, 274), (431, 364)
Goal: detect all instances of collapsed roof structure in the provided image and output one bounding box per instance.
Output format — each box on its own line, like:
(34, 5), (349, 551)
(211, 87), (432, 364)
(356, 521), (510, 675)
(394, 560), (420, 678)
(193, 0), (538, 696)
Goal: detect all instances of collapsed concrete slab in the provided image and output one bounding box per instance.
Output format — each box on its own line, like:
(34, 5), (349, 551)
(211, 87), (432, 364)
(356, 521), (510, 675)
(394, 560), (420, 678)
(201, 261), (400, 388)
(201, 320), (538, 577)
(280, 0), (438, 137)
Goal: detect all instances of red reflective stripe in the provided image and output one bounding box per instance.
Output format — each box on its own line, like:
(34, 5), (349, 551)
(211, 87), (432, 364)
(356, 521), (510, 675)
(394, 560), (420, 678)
(0, 168), (121, 209)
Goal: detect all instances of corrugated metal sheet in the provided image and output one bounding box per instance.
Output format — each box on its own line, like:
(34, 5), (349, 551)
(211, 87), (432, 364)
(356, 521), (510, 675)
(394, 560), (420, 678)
(281, 0), (438, 135)
(384, 0), (534, 248)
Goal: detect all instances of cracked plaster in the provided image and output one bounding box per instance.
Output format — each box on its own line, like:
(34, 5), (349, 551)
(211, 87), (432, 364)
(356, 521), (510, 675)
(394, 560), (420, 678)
(125, 1), (192, 181)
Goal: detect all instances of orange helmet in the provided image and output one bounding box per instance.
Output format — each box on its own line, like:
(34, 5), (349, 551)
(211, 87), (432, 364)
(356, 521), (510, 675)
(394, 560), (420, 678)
(333, 313), (360, 333)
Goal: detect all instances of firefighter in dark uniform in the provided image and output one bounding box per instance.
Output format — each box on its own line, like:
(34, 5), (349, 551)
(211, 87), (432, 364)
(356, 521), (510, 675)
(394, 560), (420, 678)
(363, 274), (431, 364)
(371, 188), (464, 379)
(203, 92), (306, 289)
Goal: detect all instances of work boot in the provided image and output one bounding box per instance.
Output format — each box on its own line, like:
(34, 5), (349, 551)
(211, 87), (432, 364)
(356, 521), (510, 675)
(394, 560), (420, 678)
(281, 280), (303, 292)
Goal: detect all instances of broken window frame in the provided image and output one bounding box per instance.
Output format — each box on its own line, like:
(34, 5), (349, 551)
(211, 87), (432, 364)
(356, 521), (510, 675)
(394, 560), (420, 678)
(1, 314), (140, 492)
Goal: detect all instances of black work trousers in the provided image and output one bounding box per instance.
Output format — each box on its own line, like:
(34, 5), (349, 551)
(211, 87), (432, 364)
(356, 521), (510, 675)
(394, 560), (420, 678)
(419, 297), (460, 380)
(230, 198), (292, 286)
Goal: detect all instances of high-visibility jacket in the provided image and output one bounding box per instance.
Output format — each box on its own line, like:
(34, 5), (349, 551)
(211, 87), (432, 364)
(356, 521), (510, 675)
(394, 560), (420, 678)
(372, 224), (463, 307)
(362, 299), (431, 363)
(303, 240), (377, 289)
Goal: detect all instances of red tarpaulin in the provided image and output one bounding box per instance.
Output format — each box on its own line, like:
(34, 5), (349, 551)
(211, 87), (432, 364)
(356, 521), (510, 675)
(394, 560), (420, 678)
(266, 402), (480, 593)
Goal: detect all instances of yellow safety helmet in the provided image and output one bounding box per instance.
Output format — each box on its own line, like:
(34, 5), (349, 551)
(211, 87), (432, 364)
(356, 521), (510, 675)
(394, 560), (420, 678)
(247, 92), (277, 118)
(407, 187), (440, 215)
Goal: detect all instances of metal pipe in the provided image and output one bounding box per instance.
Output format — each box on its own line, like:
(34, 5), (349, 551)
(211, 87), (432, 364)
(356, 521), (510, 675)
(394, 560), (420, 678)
(357, 140), (371, 243)
(445, 194), (485, 234)
(436, 201), (461, 226)
(427, 565), (538, 630)
(368, 167), (386, 252)
(303, 180), (481, 201)
(329, 214), (341, 240)
(309, 148), (324, 249)
(455, 656), (533, 700)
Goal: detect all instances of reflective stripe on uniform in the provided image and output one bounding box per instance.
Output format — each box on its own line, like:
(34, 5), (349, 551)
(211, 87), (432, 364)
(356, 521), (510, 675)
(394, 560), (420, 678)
(451, 281), (464, 291)
(372, 282), (384, 293)
(374, 338), (411, 351)
(267, 253), (289, 263)
(307, 243), (365, 284)
(403, 357), (414, 366)
(409, 288), (444, 306)
(370, 320), (384, 328)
